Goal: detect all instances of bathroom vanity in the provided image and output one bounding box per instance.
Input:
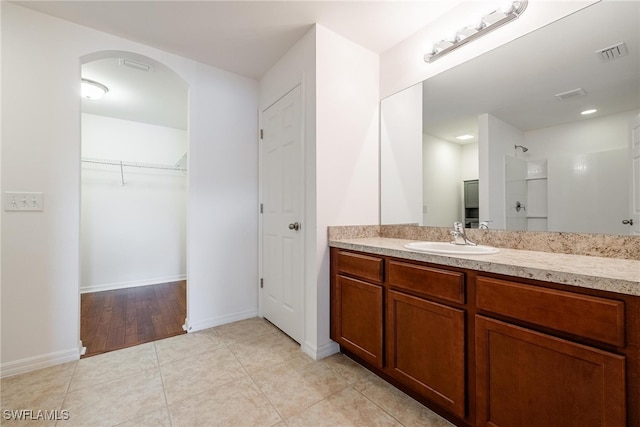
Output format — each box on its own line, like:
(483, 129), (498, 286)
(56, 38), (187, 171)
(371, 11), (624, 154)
(329, 236), (640, 427)
(336, 1), (640, 424)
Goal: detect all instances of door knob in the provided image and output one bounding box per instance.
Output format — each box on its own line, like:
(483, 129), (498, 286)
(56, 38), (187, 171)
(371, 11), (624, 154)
(622, 219), (634, 225)
(288, 222), (300, 231)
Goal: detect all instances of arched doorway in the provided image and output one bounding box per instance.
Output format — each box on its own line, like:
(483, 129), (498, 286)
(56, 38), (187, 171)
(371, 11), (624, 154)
(79, 51), (189, 356)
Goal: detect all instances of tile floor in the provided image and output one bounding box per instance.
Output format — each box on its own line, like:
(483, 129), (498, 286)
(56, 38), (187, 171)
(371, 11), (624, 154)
(0, 317), (454, 427)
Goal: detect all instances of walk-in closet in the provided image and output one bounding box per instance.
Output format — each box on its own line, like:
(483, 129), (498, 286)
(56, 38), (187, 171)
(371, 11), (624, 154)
(80, 53), (188, 356)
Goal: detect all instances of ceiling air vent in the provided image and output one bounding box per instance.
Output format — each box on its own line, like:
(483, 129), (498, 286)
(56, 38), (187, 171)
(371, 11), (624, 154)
(595, 42), (628, 62)
(119, 58), (153, 72)
(554, 88), (586, 101)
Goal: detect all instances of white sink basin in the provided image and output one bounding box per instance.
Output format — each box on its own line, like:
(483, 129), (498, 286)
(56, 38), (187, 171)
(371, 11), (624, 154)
(404, 241), (500, 255)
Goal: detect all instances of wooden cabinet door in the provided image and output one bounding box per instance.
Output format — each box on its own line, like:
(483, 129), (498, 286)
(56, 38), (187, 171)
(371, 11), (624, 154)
(386, 290), (466, 418)
(476, 315), (626, 427)
(333, 275), (384, 368)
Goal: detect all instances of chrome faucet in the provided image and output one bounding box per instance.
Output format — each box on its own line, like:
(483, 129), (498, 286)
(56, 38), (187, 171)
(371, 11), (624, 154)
(451, 222), (476, 246)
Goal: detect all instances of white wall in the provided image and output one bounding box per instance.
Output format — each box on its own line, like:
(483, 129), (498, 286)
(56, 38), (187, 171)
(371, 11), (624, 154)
(380, 83), (422, 225)
(461, 143), (479, 182)
(81, 114), (187, 292)
(1, 3), (258, 376)
(504, 156), (527, 231)
(379, 1), (597, 98)
(82, 114), (188, 163)
(422, 134), (462, 227)
(183, 62), (258, 333)
(479, 113), (525, 229)
(315, 25), (380, 358)
(524, 110), (637, 158)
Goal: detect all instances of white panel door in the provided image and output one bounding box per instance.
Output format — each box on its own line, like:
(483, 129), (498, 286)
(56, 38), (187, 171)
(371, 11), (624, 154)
(262, 85), (303, 343)
(629, 113), (640, 235)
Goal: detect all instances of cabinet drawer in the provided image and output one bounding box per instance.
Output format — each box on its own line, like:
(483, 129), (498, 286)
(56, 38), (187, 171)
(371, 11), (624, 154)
(476, 276), (625, 347)
(388, 260), (465, 304)
(337, 250), (384, 283)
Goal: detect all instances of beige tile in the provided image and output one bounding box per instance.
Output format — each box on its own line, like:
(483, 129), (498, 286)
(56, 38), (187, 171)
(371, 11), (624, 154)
(69, 343), (157, 391)
(113, 407), (172, 427)
(193, 325), (222, 340)
(154, 331), (225, 365)
(285, 387), (401, 427)
(251, 355), (350, 418)
(354, 372), (455, 427)
(321, 353), (375, 385)
(61, 369), (166, 427)
(228, 332), (300, 374)
(0, 320), (456, 427)
(0, 362), (76, 409)
(0, 362), (76, 427)
(168, 377), (281, 427)
(160, 346), (247, 405)
(214, 317), (279, 344)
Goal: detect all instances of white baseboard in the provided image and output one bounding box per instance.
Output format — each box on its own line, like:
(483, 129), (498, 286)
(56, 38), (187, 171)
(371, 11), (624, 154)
(80, 274), (187, 293)
(1, 347), (80, 379)
(185, 308), (258, 333)
(302, 340), (340, 361)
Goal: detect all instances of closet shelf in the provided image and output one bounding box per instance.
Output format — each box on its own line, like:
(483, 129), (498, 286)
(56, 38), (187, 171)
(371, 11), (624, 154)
(81, 157), (187, 172)
(81, 156), (187, 185)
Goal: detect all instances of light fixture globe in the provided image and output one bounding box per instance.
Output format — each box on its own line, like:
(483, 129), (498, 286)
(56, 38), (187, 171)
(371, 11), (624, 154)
(81, 78), (109, 100)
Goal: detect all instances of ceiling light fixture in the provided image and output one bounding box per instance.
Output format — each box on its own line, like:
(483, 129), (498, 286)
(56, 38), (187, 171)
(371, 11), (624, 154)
(581, 108), (598, 115)
(81, 78), (109, 100)
(424, 0), (528, 63)
(456, 134), (474, 141)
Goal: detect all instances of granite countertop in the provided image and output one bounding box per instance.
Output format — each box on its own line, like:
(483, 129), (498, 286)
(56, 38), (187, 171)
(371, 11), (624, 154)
(329, 237), (640, 297)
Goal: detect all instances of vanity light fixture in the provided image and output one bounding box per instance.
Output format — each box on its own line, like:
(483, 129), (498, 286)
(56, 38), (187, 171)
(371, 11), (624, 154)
(456, 134), (474, 141)
(581, 108), (598, 115)
(81, 78), (109, 100)
(424, 0), (528, 63)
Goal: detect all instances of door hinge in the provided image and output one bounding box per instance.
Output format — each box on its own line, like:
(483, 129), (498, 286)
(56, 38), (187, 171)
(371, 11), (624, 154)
(260, 278), (264, 288)
(260, 203), (263, 214)
(260, 129), (263, 140)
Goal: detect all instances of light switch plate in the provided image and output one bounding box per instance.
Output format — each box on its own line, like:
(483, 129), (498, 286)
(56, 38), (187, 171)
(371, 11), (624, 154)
(4, 191), (44, 211)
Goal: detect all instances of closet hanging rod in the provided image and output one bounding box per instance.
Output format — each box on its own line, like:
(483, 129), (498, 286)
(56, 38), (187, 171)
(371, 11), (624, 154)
(81, 157), (187, 172)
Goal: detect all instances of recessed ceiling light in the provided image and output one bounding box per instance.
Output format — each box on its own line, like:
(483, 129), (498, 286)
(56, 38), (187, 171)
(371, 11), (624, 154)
(581, 108), (598, 115)
(456, 134), (474, 141)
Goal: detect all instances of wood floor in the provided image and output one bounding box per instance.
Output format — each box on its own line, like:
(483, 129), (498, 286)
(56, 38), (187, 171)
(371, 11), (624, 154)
(81, 281), (186, 357)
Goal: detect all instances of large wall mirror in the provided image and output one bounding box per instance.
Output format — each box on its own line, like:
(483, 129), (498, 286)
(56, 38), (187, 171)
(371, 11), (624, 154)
(381, 1), (640, 236)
